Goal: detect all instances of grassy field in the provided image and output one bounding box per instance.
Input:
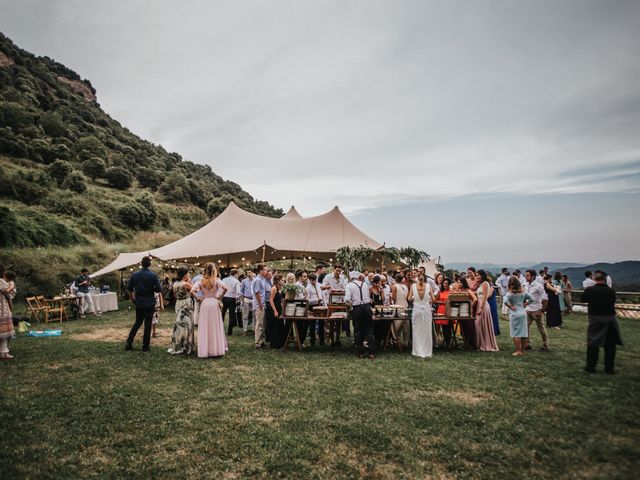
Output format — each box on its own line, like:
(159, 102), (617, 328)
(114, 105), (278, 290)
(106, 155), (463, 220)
(1, 309), (638, 479)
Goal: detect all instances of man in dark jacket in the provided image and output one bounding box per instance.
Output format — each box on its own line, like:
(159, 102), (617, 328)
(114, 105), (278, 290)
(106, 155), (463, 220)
(126, 256), (162, 351)
(581, 270), (623, 374)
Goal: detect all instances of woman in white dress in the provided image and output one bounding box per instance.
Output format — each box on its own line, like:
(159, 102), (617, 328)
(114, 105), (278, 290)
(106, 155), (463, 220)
(391, 273), (410, 347)
(407, 274), (436, 358)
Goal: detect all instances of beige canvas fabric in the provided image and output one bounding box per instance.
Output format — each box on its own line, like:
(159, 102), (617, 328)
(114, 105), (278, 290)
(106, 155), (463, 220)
(281, 206), (303, 219)
(89, 251), (151, 278)
(91, 202), (383, 277)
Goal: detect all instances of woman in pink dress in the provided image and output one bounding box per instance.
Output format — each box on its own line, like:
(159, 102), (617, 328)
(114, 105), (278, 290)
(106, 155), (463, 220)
(193, 263), (228, 358)
(474, 270), (499, 352)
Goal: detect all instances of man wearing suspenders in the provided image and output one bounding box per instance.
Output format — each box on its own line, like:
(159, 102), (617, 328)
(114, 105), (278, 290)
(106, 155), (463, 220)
(345, 271), (375, 359)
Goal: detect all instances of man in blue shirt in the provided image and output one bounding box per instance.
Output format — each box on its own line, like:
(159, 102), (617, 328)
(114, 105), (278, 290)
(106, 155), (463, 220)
(252, 264), (268, 349)
(240, 270), (255, 334)
(126, 256), (162, 351)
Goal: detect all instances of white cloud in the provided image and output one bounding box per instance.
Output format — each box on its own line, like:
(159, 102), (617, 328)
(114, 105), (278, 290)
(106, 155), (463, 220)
(1, 0), (640, 260)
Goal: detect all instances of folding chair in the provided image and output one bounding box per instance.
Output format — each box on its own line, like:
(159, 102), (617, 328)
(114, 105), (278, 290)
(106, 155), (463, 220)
(25, 297), (46, 323)
(38, 296), (67, 323)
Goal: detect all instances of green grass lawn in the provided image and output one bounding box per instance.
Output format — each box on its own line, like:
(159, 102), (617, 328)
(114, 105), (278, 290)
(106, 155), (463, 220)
(1, 309), (639, 479)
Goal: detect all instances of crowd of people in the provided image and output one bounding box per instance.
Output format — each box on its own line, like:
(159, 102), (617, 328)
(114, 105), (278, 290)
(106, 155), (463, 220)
(121, 258), (623, 372)
(0, 256), (622, 373)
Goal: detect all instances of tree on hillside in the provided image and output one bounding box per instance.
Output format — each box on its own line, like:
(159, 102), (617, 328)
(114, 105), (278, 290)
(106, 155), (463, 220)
(47, 159), (73, 186)
(135, 166), (163, 190)
(105, 166), (133, 190)
(117, 194), (157, 230)
(40, 111), (67, 137)
(207, 194), (235, 218)
(75, 135), (106, 161)
(0, 101), (35, 131)
(82, 157), (107, 181)
(159, 172), (189, 200)
(62, 171), (87, 193)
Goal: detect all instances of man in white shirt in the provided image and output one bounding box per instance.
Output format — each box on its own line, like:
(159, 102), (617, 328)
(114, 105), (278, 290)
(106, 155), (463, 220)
(345, 271), (375, 359)
(583, 271), (597, 289)
(222, 269), (241, 336)
(380, 275), (392, 306)
(322, 265), (346, 304)
(302, 272), (324, 346)
(535, 270), (545, 284)
(294, 271), (308, 300)
(240, 270), (255, 334)
(496, 268), (510, 317)
(524, 269), (549, 351)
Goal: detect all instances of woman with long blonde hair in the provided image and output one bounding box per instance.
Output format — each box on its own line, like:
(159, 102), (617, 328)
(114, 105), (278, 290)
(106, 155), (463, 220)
(192, 262), (228, 358)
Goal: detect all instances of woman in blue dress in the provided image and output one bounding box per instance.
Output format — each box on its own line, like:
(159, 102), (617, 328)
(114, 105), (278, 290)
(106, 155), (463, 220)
(503, 276), (534, 356)
(487, 274), (500, 336)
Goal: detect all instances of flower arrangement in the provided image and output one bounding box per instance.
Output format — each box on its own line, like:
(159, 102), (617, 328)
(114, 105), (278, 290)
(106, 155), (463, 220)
(281, 283), (303, 300)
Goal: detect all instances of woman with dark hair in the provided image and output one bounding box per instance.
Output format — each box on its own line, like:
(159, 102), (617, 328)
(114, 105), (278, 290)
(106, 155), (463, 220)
(0, 267), (16, 359)
(455, 276), (477, 350)
(370, 275), (387, 345)
(545, 274), (563, 329)
(553, 272), (566, 312)
(435, 278), (452, 347)
(167, 267), (195, 355)
(487, 273), (500, 336)
(562, 274), (573, 314)
(504, 276), (533, 356)
(474, 270), (499, 351)
(268, 275), (285, 349)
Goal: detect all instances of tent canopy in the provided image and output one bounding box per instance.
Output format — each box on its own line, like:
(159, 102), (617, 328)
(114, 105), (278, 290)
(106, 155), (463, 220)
(89, 251), (151, 278)
(282, 206), (303, 219)
(91, 202), (383, 276)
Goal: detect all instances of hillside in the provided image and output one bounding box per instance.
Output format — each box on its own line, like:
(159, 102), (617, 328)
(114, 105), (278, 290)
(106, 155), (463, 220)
(562, 261), (640, 291)
(445, 261), (640, 291)
(0, 32), (282, 295)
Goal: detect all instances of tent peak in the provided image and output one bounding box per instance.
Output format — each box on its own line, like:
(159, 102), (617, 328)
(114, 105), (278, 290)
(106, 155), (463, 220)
(282, 206), (303, 219)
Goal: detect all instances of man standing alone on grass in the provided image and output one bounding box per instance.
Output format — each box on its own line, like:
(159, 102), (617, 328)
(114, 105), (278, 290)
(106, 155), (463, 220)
(76, 268), (100, 317)
(126, 256), (162, 352)
(581, 270), (623, 374)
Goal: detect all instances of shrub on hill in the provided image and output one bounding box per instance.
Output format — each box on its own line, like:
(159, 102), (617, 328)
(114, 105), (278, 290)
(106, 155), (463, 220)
(63, 171), (86, 193)
(105, 166), (133, 190)
(82, 156), (106, 181)
(47, 159), (73, 186)
(0, 206), (84, 248)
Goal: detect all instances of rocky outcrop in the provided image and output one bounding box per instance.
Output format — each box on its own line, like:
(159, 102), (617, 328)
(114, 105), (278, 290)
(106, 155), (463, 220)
(0, 51), (14, 67)
(56, 75), (97, 102)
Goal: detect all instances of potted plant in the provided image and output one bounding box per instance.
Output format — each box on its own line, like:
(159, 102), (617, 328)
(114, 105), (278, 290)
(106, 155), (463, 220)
(282, 283), (302, 301)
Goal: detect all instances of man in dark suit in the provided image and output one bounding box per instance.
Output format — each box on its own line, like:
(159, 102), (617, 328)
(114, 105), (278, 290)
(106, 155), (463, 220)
(125, 256), (162, 352)
(581, 270), (623, 374)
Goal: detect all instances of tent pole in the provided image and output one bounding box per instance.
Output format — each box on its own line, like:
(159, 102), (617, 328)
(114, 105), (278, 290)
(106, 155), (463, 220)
(227, 253), (230, 269)
(261, 242), (266, 263)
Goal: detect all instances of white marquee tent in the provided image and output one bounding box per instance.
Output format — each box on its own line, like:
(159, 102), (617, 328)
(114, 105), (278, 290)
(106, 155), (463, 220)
(91, 202), (382, 277)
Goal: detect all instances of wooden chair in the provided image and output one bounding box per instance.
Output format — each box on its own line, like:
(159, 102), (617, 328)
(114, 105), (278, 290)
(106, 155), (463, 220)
(37, 296), (67, 323)
(25, 296), (46, 323)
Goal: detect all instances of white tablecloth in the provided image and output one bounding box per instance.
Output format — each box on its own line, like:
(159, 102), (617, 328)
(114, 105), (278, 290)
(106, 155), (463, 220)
(88, 291), (118, 312)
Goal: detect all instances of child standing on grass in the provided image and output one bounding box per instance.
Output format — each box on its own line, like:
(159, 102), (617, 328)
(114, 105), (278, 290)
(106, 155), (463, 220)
(152, 290), (164, 338)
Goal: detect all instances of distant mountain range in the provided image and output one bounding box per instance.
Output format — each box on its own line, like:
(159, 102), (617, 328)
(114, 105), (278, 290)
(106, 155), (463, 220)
(444, 261), (640, 290)
(444, 262), (588, 272)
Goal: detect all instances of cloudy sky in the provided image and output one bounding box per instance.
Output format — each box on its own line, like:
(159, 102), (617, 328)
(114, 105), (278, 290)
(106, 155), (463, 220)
(2, 0), (639, 263)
